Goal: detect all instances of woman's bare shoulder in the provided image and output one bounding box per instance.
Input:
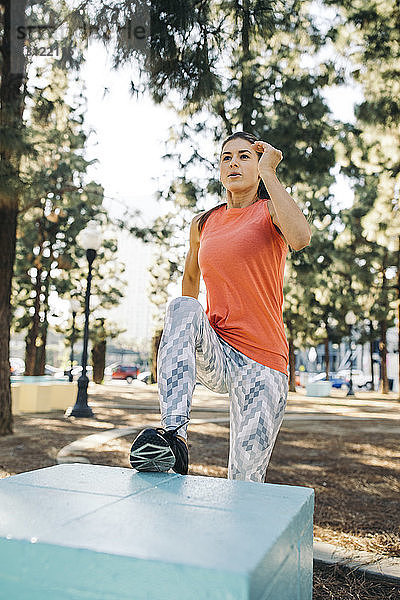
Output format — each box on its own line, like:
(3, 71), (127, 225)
(189, 211), (205, 244)
(191, 205), (224, 241)
(191, 211), (207, 237)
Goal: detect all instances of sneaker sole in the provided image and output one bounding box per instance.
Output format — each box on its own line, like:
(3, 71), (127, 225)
(130, 429), (176, 472)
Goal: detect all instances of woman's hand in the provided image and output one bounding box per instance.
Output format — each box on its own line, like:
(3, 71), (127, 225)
(251, 140), (283, 174)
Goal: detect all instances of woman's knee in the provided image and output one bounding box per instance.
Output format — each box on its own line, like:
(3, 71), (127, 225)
(166, 296), (203, 317)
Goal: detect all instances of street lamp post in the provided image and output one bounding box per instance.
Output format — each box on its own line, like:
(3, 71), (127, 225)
(66, 221), (102, 418)
(68, 298), (81, 382)
(345, 310), (357, 397)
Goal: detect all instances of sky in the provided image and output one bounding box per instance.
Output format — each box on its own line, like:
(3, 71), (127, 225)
(79, 43), (181, 225)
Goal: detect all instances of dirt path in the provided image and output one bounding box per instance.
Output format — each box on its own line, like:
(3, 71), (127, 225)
(2, 384), (399, 561)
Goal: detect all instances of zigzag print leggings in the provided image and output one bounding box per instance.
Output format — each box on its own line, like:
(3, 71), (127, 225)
(157, 296), (289, 483)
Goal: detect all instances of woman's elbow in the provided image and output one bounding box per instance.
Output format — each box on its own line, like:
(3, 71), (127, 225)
(291, 232), (311, 252)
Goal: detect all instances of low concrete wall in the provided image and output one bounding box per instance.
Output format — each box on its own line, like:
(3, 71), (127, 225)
(12, 382), (78, 414)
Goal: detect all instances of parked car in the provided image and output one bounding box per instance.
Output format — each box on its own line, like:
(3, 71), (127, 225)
(44, 364), (65, 377)
(111, 365), (140, 384)
(9, 357), (25, 375)
(69, 365), (94, 381)
(104, 362), (120, 377)
(137, 370), (151, 384)
(336, 369), (373, 390)
(310, 370), (373, 390)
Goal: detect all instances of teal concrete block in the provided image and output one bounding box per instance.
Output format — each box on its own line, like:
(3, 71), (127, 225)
(5, 463), (171, 497)
(0, 464), (314, 600)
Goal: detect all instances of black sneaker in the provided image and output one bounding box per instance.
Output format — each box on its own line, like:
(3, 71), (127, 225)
(129, 421), (189, 475)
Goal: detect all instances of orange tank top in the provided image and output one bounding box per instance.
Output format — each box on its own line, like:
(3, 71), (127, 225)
(198, 198), (289, 376)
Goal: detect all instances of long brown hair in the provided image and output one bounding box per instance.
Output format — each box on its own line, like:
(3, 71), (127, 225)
(197, 131), (270, 233)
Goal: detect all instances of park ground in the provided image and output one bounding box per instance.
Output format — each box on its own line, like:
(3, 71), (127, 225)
(0, 382), (399, 599)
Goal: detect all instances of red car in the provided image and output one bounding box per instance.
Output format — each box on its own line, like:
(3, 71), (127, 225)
(111, 365), (139, 383)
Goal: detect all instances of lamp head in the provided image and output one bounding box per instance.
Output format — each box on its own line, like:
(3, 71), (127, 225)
(77, 220), (102, 251)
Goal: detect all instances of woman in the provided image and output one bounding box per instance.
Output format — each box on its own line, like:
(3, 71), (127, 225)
(129, 131), (311, 482)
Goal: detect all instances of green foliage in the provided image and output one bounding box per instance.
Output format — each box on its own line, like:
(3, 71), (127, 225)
(3, 0), (399, 396)
(141, 1), (341, 358)
(11, 66), (127, 374)
(322, 0), (400, 390)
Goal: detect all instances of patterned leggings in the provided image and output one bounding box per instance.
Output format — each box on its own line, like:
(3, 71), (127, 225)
(157, 296), (289, 482)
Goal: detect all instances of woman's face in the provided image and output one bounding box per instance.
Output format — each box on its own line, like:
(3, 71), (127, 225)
(219, 138), (260, 192)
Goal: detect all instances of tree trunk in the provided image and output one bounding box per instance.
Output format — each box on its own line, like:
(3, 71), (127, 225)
(369, 326), (375, 391)
(0, 206), (17, 435)
(35, 335), (46, 376)
(92, 340), (106, 384)
(288, 337), (296, 392)
(0, 0), (28, 435)
(397, 234), (400, 400)
(378, 250), (390, 394)
(35, 317), (48, 376)
(34, 274), (50, 375)
(151, 329), (163, 384)
(24, 266), (42, 375)
(324, 336), (330, 380)
(379, 320), (389, 394)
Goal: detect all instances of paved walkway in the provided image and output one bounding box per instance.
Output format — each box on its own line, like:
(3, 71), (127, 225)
(89, 380), (400, 420)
